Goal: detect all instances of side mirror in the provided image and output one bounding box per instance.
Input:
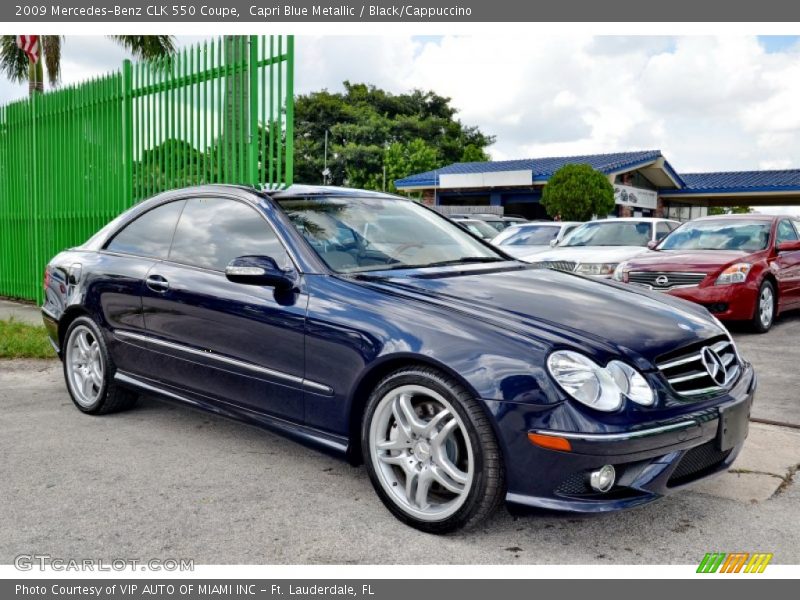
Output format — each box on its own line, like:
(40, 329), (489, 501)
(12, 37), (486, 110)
(647, 240), (659, 250)
(549, 239), (559, 247)
(225, 255), (297, 290)
(777, 240), (800, 252)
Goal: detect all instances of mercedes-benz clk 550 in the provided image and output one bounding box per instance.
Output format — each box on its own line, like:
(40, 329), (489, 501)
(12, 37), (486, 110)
(42, 185), (755, 532)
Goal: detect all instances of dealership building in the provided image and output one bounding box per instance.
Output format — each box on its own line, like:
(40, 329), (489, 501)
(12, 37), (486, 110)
(394, 150), (800, 221)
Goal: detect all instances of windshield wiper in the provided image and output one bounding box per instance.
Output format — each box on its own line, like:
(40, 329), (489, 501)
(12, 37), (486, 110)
(413, 256), (507, 268)
(371, 256), (506, 272)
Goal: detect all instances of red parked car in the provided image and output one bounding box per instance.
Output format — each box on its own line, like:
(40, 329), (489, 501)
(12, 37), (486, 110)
(613, 214), (800, 332)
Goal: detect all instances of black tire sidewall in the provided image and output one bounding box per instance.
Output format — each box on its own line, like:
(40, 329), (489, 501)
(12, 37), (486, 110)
(361, 368), (497, 533)
(62, 316), (113, 413)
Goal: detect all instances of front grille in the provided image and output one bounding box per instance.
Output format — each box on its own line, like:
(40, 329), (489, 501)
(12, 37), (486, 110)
(668, 441), (732, 487)
(628, 271), (706, 290)
(656, 336), (741, 398)
(532, 260), (577, 273)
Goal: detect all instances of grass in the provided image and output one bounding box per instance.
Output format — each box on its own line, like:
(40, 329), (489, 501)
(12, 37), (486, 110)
(0, 318), (56, 359)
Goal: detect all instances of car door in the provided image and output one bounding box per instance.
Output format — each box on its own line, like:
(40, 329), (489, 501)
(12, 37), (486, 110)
(99, 199), (186, 377)
(772, 219), (800, 306)
(137, 195), (308, 421)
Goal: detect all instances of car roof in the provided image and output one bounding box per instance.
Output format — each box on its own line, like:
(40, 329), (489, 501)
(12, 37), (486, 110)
(507, 221), (581, 227)
(585, 217), (676, 223)
(266, 184), (404, 200)
(691, 213), (778, 222)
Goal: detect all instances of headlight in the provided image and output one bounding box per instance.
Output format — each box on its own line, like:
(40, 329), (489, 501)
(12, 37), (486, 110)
(576, 262), (619, 276)
(715, 263), (751, 285)
(612, 262), (628, 282)
(606, 360), (655, 406)
(547, 350), (654, 411)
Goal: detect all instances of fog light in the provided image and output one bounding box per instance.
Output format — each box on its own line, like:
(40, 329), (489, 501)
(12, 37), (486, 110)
(589, 465), (616, 493)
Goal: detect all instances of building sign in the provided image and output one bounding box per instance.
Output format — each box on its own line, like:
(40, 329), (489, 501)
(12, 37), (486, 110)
(440, 170), (533, 189)
(614, 184), (658, 210)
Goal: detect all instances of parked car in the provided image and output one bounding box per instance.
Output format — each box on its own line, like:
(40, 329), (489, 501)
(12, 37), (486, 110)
(42, 185), (754, 533)
(613, 214), (800, 332)
(530, 217), (680, 277)
(451, 213), (527, 232)
(492, 221), (582, 259)
(453, 218), (499, 240)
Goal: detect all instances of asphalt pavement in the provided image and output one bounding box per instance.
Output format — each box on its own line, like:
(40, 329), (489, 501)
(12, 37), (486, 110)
(0, 305), (798, 564)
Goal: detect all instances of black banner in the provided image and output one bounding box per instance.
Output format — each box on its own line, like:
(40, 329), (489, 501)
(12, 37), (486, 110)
(5, 0), (800, 22)
(3, 579), (797, 600)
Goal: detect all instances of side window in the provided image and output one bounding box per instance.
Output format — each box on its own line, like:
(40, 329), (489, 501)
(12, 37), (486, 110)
(106, 200), (186, 259)
(656, 222), (672, 241)
(776, 219), (798, 245)
(169, 197), (290, 271)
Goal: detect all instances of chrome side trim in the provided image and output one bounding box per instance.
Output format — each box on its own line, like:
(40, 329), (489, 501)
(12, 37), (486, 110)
(532, 420), (699, 442)
(114, 330), (333, 396)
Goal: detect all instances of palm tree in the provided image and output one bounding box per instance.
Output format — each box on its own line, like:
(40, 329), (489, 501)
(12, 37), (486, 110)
(0, 35), (176, 96)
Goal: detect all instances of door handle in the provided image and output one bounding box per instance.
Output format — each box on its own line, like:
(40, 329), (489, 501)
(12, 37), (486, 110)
(145, 275), (170, 293)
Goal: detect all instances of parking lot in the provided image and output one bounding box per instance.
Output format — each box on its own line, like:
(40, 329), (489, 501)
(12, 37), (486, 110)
(1, 310), (799, 565)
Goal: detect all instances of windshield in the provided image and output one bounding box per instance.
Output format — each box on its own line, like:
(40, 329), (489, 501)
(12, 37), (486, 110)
(659, 220), (771, 251)
(561, 220), (652, 247)
(496, 225), (560, 246)
(278, 196), (504, 273)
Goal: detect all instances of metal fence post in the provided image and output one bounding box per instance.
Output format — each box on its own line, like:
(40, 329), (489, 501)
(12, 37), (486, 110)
(248, 35), (259, 187)
(121, 60), (134, 208)
(285, 36), (294, 187)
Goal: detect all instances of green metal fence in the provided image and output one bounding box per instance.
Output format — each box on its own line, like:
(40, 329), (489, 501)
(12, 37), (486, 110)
(0, 35), (294, 304)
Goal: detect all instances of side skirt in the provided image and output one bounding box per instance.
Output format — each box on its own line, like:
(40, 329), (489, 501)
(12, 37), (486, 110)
(114, 371), (350, 459)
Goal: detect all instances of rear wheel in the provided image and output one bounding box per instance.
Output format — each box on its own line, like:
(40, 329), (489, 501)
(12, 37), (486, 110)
(751, 280), (776, 333)
(362, 367), (504, 533)
(63, 316), (137, 414)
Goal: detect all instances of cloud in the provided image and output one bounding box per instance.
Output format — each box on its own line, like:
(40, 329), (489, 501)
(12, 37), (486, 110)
(4, 34), (800, 214)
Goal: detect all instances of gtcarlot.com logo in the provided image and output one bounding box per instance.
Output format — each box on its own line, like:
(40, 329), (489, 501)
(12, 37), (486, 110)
(14, 554), (194, 572)
(697, 552), (773, 573)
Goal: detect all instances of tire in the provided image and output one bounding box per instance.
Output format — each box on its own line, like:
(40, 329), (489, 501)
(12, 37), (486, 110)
(751, 279), (776, 333)
(62, 316), (138, 414)
(361, 366), (505, 533)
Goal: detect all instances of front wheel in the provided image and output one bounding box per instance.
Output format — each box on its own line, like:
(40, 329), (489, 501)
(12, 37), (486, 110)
(752, 280), (776, 333)
(362, 367), (505, 533)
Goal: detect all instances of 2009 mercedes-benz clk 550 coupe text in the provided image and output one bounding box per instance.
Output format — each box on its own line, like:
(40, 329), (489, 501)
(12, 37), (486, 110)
(42, 185), (756, 533)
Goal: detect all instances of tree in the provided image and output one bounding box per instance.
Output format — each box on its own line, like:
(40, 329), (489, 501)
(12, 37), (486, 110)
(0, 35), (175, 96)
(708, 206), (753, 215)
(541, 164), (616, 221)
(293, 82), (493, 189)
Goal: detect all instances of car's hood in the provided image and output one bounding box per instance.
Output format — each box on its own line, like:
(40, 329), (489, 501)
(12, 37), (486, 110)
(623, 249), (753, 272)
(498, 245), (550, 259)
(532, 245), (649, 264)
(356, 264), (724, 367)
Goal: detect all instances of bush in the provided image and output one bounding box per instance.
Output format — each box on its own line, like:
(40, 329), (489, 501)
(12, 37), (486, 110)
(541, 164), (615, 221)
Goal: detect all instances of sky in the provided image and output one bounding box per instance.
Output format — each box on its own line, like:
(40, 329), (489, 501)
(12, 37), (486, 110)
(3, 34), (800, 212)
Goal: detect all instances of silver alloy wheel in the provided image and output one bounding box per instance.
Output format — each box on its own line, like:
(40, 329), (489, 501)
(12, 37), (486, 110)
(760, 285), (774, 329)
(65, 325), (105, 408)
(369, 384), (474, 522)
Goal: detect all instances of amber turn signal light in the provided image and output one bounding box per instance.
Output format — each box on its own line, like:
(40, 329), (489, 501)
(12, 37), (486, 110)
(527, 432), (572, 452)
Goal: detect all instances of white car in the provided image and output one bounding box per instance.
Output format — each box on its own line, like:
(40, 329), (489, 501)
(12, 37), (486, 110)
(493, 221), (582, 259)
(528, 217), (681, 277)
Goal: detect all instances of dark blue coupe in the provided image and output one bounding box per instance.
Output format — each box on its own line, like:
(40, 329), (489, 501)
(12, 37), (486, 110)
(42, 185), (756, 532)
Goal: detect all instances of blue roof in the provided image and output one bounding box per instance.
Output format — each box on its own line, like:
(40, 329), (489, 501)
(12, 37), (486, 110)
(395, 150), (682, 188)
(665, 170), (800, 195)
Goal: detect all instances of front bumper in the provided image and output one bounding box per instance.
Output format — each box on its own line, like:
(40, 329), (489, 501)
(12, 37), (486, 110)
(664, 283), (758, 322)
(490, 362), (756, 513)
